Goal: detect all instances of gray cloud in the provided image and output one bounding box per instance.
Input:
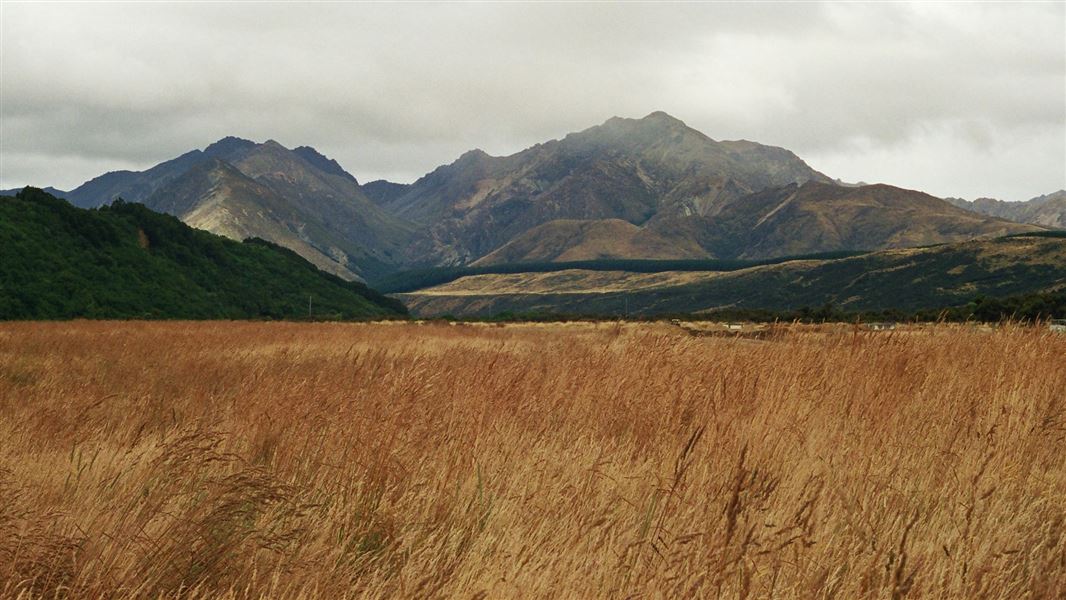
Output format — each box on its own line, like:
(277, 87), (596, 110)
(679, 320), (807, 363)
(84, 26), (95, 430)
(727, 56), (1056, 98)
(1, 2), (1062, 201)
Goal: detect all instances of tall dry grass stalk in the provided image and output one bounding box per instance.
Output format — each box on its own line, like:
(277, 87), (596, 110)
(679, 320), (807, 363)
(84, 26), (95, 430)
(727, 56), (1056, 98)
(0, 320), (1063, 598)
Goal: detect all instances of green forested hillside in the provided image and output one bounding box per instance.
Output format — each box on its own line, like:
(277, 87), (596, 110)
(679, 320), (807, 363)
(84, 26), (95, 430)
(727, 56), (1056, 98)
(0, 188), (407, 319)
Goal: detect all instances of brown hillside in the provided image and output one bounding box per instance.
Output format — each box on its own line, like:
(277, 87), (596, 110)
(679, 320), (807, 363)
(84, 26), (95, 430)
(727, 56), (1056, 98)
(472, 218), (709, 265)
(650, 181), (1043, 260)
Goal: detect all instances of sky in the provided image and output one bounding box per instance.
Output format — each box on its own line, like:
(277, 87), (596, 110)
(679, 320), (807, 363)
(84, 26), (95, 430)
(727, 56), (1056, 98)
(1, 2), (1064, 201)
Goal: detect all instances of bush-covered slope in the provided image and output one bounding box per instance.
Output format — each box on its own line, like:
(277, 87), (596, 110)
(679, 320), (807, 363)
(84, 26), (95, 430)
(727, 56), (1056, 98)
(0, 188), (407, 319)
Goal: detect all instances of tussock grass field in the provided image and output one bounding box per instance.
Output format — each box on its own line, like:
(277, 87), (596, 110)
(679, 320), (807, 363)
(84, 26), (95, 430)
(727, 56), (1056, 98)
(1, 321), (1064, 598)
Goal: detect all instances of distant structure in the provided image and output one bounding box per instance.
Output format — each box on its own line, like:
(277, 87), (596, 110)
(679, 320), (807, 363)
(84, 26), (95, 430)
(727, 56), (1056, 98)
(1051, 319), (1066, 333)
(865, 322), (897, 331)
(726, 322), (743, 331)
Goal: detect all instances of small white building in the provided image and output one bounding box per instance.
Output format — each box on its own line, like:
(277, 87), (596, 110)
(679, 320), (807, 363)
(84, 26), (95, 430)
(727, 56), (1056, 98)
(1051, 319), (1066, 333)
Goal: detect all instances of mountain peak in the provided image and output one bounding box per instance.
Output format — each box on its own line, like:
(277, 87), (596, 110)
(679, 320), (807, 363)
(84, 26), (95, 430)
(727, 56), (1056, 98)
(1034, 190), (1066, 202)
(601, 111), (687, 128)
(641, 110), (686, 126)
(293, 146), (358, 184)
(203, 136), (256, 158)
(458, 148), (489, 160)
(448, 148), (494, 168)
(593, 111), (696, 143)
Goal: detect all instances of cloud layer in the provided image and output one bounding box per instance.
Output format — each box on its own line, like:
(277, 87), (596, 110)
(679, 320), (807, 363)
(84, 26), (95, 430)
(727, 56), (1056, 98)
(2, 2), (1063, 200)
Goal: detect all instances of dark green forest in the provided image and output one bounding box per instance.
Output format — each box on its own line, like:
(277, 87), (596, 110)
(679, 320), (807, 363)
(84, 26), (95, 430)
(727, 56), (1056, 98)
(0, 188), (407, 320)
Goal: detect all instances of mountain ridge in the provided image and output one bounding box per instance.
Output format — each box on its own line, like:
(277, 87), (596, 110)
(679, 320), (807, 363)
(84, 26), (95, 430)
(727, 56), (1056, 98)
(947, 191), (1066, 229)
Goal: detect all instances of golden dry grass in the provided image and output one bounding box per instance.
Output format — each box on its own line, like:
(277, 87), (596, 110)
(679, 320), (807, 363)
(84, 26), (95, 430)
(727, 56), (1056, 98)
(1, 320), (1064, 598)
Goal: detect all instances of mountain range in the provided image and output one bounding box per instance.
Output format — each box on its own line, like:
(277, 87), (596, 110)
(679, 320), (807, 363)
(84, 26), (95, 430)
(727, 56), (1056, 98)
(6, 138), (412, 280)
(945, 191), (1066, 230)
(374, 111), (840, 265)
(7, 112), (1052, 282)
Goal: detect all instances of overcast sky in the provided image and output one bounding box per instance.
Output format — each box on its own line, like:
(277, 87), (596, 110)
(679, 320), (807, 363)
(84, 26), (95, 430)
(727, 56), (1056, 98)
(2, 2), (1063, 201)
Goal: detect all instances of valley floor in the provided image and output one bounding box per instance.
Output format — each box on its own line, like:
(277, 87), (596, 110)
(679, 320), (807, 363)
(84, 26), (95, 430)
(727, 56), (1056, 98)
(1, 321), (1064, 598)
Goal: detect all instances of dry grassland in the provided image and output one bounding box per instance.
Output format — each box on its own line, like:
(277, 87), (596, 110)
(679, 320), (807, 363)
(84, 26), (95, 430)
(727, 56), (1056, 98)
(1, 321), (1064, 598)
